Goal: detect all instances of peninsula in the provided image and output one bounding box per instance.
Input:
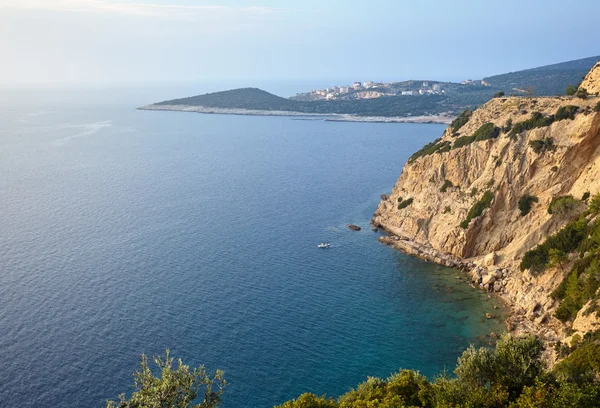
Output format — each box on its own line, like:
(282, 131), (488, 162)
(140, 56), (599, 123)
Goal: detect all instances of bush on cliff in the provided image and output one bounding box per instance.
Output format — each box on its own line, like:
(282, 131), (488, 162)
(520, 218), (588, 275)
(566, 84), (577, 95)
(408, 139), (451, 163)
(529, 137), (555, 154)
(508, 106), (579, 140)
(460, 191), (494, 229)
(450, 109), (473, 134)
(452, 123), (501, 150)
(518, 194), (538, 216)
(397, 197), (413, 210)
(555, 105), (579, 121)
(589, 192), (600, 214)
(508, 112), (553, 138)
(576, 87), (589, 99)
(548, 195), (578, 215)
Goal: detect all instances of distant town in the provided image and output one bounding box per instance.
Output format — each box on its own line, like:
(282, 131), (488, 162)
(291, 79), (491, 101)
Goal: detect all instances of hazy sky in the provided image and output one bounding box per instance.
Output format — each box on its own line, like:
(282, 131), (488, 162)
(1, 0), (599, 87)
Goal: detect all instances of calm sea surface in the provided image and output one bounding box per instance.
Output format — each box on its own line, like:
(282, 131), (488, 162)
(0, 89), (506, 407)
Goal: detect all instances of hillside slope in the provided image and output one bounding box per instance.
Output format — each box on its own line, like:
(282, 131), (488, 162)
(373, 63), (600, 353)
(484, 55), (600, 95)
(142, 56), (600, 119)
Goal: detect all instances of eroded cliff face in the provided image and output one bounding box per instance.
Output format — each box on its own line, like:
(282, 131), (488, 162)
(580, 61), (600, 95)
(373, 68), (600, 347)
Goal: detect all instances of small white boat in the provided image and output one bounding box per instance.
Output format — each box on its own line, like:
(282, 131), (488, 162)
(317, 242), (331, 248)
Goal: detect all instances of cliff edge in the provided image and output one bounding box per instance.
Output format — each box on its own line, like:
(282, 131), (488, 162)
(373, 62), (600, 355)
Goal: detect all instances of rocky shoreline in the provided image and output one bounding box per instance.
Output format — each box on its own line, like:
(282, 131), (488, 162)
(372, 221), (563, 348)
(138, 104), (453, 124)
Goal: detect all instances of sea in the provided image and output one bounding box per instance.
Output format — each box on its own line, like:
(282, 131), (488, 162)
(0, 85), (506, 407)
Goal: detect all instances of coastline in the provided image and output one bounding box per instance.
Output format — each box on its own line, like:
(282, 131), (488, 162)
(373, 226), (561, 350)
(138, 104), (454, 124)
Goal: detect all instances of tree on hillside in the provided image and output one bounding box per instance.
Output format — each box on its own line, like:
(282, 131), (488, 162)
(566, 84), (577, 95)
(589, 192), (600, 214)
(106, 350), (226, 408)
(547, 248), (568, 270)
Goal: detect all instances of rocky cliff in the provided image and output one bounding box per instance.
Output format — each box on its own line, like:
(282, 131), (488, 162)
(580, 60), (600, 95)
(373, 63), (600, 354)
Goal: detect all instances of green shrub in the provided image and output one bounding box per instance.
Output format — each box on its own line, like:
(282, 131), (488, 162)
(555, 105), (579, 121)
(552, 256), (594, 300)
(555, 343), (600, 378)
(397, 196), (403, 202)
(443, 206), (451, 214)
(278, 393), (337, 408)
(576, 87), (589, 99)
(581, 191), (590, 201)
(594, 102), (600, 112)
(529, 137), (555, 154)
(460, 191), (493, 229)
(473, 123), (501, 142)
(508, 112), (553, 138)
(452, 123), (500, 150)
(278, 335), (600, 408)
(450, 109), (473, 134)
(397, 197), (413, 210)
(518, 195), (538, 216)
(106, 350), (226, 408)
(503, 118), (513, 133)
(589, 192), (600, 214)
(408, 139), (451, 163)
(548, 195), (578, 215)
(520, 218), (588, 274)
(493, 91), (505, 98)
(453, 134), (476, 149)
(440, 179), (454, 193)
(566, 84), (577, 95)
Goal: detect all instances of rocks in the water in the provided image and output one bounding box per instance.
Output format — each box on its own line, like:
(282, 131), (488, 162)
(380, 194), (388, 200)
(348, 224), (361, 231)
(486, 313), (495, 319)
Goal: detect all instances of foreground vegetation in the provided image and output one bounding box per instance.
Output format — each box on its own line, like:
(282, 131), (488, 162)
(278, 335), (600, 408)
(519, 193), (600, 323)
(109, 334), (600, 408)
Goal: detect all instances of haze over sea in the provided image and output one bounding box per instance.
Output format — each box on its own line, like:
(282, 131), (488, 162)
(0, 86), (505, 407)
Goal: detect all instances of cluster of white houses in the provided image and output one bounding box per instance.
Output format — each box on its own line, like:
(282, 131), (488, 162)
(303, 81), (450, 101)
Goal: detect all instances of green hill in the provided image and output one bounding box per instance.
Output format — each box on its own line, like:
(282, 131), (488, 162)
(483, 55), (600, 95)
(148, 56), (600, 118)
(155, 87), (300, 111)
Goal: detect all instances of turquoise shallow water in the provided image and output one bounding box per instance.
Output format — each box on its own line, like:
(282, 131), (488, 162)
(0, 90), (506, 407)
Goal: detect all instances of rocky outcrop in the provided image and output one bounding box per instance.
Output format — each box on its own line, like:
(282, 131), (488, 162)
(579, 61), (600, 95)
(373, 66), (600, 348)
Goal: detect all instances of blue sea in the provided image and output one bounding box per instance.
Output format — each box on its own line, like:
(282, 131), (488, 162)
(0, 87), (506, 407)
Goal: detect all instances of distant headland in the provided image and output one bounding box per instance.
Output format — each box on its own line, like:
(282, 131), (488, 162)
(140, 55), (599, 123)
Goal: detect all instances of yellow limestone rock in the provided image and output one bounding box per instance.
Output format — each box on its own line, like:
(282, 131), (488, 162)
(374, 63), (600, 346)
(579, 60), (600, 95)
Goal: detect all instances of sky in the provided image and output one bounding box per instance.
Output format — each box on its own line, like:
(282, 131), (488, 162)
(1, 0), (599, 88)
